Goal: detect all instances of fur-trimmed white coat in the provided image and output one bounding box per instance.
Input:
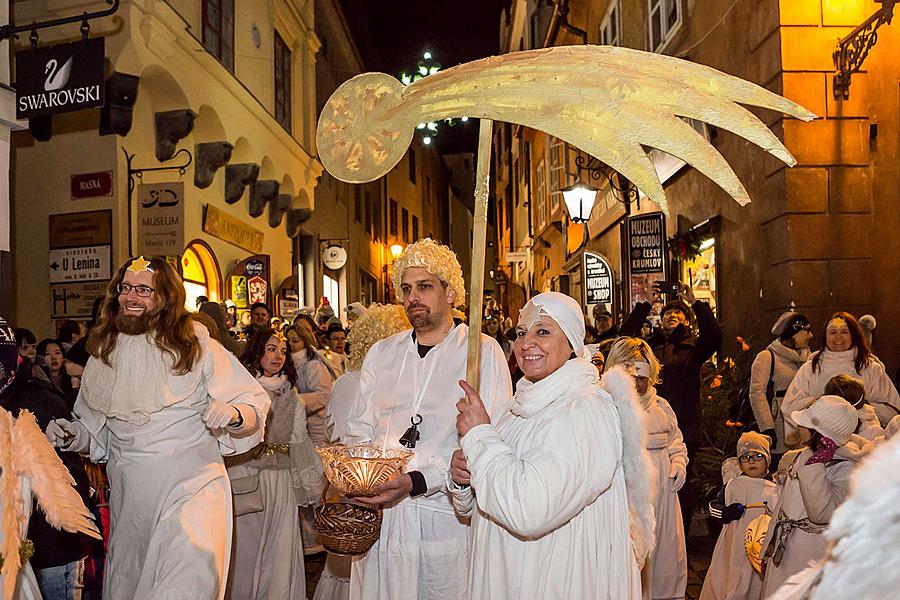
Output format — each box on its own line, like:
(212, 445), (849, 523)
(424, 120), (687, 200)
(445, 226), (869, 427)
(449, 361), (651, 599)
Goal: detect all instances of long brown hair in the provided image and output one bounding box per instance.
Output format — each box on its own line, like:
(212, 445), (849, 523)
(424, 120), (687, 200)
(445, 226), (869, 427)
(240, 328), (298, 386)
(88, 256), (201, 374)
(811, 311), (872, 373)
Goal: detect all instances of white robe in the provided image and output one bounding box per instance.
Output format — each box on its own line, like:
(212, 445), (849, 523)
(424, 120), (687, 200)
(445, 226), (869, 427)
(343, 323), (512, 600)
(325, 371), (361, 444)
(782, 348), (900, 443)
(450, 359), (641, 600)
(293, 351), (335, 446)
(642, 388), (688, 600)
(75, 324), (270, 600)
(0, 477), (41, 600)
(699, 475), (777, 600)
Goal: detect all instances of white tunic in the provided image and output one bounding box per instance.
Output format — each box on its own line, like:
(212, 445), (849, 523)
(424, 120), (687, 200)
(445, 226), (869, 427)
(343, 323), (512, 600)
(75, 325), (270, 600)
(699, 475), (777, 600)
(642, 388), (688, 600)
(782, 348), (900, 443)
(450, 359), (641, 600)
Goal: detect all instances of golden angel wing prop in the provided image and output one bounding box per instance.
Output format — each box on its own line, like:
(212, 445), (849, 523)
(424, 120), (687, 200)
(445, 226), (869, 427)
(316, 45), (815, 212)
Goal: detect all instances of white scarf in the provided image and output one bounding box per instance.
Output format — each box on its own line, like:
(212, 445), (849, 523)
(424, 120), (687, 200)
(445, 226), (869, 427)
(512, 358), (598, 418)
(257, 372), (287, 392)
(80, 324), (207, 425)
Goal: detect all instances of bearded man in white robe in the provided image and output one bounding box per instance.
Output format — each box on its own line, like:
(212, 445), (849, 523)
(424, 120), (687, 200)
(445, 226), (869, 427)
(343, 239), (513, 600)
(45, 256), (270, 600)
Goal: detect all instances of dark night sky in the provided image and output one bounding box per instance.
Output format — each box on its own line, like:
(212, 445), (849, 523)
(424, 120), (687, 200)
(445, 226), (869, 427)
(339, 0), (507, 153)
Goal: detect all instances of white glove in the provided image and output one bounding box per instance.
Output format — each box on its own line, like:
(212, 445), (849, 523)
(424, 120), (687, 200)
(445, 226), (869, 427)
(203, 400), (240, 430)
(670, 462), (687, 492)
(45, 418), (90, 453)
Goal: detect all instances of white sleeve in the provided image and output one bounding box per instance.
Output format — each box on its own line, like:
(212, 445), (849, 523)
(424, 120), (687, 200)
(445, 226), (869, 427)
(864, 362), (900, 426)
(782, 361), (816, 445)
(299, 359), (333, 417)
(342, 343), (381, 444)
(748, 350), (776, 431)
(478, 336), (515, 417)
(203, 337), (271, 455)
(73, 393), (111, 463)
(660, 400), (688, 470)
(460, 397), (620, 538)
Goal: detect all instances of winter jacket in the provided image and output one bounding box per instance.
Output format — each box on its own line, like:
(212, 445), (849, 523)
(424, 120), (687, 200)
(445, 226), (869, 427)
(621, 300), (722, 445)
(0, 360), (94, 569)
(782, 348), (900, 444)
(749, 340), (811, 454)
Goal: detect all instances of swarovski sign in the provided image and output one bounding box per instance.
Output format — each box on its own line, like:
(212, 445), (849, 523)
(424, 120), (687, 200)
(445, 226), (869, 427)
(16, 37), (105, 119)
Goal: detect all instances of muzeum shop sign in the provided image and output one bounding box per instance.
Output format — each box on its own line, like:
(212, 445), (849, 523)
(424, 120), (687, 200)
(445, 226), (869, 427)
(16, 37), (105, 119)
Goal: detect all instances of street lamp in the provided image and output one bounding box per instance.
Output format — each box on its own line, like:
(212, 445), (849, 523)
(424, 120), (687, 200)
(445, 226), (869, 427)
(390, 243), (404, 260)
(561, 183), (598, 224)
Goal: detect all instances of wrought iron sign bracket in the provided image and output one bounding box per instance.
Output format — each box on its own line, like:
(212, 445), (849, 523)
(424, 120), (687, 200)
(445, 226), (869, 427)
(0, 0), (119, 44)
(574, 154), (640, 210)
(123, 147), (193, 256)
(833, 0), (895, 100)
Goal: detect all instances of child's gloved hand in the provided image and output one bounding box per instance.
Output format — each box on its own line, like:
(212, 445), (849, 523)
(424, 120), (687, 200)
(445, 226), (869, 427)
(721, 503), (745, 524)
(805, 436), (838, 465)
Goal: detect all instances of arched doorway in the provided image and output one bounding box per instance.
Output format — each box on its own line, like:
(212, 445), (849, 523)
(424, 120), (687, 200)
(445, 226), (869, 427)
(182, 240), (222, 309)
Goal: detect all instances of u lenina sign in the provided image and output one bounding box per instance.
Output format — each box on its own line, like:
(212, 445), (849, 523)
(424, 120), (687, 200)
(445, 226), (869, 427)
(16, 38), (105, 119)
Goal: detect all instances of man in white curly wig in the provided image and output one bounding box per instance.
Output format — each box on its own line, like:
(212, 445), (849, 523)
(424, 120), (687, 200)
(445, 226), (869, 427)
(343, 238), (513, 600)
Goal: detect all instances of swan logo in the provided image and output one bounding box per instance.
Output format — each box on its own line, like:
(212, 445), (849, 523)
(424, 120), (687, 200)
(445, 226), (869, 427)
(15, 37), (105, 119)
(43, 56), (73, 91)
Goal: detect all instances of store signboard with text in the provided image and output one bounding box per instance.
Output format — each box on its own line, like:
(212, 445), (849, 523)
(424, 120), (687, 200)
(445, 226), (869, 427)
(136, 182), (185, 257)
(627, 212), (667, 309)
(16, 37), (105, 119)
(583, 252), (613, 306)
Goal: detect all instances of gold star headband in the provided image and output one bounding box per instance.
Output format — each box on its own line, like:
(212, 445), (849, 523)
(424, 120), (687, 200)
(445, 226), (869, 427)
(127, 256), (155, 274)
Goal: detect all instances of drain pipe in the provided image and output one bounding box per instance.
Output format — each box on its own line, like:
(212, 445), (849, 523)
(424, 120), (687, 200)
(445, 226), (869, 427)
(544, 0), (588, 47)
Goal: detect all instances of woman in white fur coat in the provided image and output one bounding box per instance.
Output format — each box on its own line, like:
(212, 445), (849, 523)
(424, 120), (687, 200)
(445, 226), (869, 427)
(449, 292), (653, 599)
(783, 312), (899, 445)
(607, 337), (688, 600)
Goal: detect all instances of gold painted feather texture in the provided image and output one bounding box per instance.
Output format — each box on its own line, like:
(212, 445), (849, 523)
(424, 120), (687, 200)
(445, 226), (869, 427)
(316, 45), (816, 213)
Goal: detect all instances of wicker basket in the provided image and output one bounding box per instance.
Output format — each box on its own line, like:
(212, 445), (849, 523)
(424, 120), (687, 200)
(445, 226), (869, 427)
(315, 499), (382, 556)
(316, 444), (414, 496)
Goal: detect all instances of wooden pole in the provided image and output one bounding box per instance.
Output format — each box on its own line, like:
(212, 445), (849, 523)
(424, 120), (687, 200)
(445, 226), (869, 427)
(465, 119), (493, 394)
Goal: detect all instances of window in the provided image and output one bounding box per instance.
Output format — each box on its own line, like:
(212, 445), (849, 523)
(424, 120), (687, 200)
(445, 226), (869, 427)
(359, 270), (377, 305)
(181, 241), (221, 309)
(649, 0), (681, 52)
(373, 195), (383, 241)
(402, 208), (409, 242)
(323, 274), (340, 315)
(389, 199), (398, 236)
(365, 191), (373, 236)
(408, 148), (417, 183)
(548, 136), (572, 213)
(600, 1), (621, 46)
(534, 150), (547, 231)
(274, 31), (292, 132)
(412, 215), (419, 242)
(354, 187), (362, 223)
(202, 0), (235, 72)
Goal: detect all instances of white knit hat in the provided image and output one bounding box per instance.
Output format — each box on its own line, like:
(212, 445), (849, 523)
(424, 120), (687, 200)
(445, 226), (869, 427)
(791, 395), (859, 446)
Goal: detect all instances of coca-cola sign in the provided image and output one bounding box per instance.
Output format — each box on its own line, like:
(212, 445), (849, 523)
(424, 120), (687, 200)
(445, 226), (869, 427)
(16, 37), (105, 119)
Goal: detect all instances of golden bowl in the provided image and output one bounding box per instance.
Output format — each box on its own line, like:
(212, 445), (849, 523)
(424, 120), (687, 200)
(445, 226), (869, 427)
(316, 444), (414, 496)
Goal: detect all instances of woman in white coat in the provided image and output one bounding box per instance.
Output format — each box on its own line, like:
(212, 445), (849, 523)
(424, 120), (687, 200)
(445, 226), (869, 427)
(783, 312), (900, 444)
(450, 292), (653, 599)
(749, 312), (812, 456)
(227, 329), (319, 600)
(607, 337), (689, 600)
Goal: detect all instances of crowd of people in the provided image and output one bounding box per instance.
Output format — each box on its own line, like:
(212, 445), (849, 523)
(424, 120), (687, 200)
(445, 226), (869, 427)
(1, 240), (899, 600)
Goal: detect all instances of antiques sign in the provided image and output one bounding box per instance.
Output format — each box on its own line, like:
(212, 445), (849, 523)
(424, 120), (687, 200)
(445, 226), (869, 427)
(136, 182), (185, 256)
(204, 205), (265, 254)
(627, 212), (666, 274)
(583, 252), (613, 306)
(16, 37), (105, 119)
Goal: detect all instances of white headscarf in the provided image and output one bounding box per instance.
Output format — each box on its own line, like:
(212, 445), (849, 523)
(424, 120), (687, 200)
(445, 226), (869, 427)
(518, 292), (586, 355)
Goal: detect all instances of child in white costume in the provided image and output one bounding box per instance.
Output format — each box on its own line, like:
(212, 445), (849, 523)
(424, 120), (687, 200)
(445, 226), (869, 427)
(699, 432), (777, 600)
(760, 395), (871, 597)
(607, 337), (688, 600)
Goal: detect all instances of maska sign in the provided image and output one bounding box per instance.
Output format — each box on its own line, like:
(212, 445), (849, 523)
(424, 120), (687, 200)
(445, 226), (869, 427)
(16, 37), (105, 119)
